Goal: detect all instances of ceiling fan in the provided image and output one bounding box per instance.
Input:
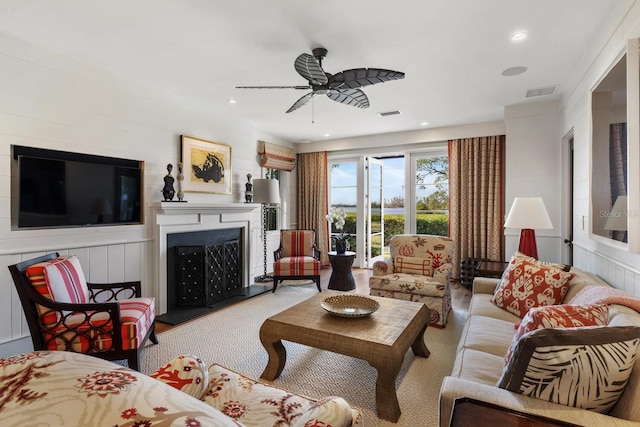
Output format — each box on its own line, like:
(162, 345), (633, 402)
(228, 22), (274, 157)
(236, 47), (405, 113)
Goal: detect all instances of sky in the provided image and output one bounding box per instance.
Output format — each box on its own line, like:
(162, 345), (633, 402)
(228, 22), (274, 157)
(330, 157), (405, 206)
(330, 156), (445, 207)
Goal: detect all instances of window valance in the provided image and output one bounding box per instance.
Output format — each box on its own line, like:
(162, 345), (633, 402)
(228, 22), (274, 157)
(258, 140), (296, 171)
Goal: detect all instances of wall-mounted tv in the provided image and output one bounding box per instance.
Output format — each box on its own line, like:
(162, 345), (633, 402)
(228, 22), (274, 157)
(12, 145), (144, 229)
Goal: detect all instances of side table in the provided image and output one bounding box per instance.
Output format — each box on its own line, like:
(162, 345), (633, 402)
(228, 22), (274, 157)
(328, 251), (356, 291)
(475, 260), (509, 279)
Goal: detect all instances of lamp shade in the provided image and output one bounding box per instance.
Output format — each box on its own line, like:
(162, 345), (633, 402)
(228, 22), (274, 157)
(504, 197), (553, 230)
(252, 178), (280, 204)
(604, 196), (628, 231)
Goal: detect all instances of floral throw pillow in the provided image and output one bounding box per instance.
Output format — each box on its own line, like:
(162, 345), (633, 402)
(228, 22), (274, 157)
(504, 304), (609, 365)
(490, 256), (575, 317)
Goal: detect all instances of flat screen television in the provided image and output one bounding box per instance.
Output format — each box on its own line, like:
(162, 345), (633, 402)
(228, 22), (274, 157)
(12, 145), (144, 229)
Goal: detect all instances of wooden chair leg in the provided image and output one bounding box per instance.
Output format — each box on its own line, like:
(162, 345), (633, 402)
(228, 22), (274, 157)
(128, 352), (140, 371)
(272, 279), (279, 293)
(315, 276), (321, 292)
(149, 324), (159, 345)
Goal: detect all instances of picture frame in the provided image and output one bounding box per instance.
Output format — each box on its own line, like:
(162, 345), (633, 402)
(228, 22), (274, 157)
(181, 135), (232, 194)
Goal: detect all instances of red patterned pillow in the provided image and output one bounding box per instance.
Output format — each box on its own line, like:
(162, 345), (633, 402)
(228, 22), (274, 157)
(490, 256), (575, 317)
(504, 304), (609, 365)
(395, 256), (433, 276)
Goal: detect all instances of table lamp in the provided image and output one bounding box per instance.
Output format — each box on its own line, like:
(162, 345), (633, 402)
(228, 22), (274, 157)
(504, 197), (553, 259)
(252, 178), (280, 282)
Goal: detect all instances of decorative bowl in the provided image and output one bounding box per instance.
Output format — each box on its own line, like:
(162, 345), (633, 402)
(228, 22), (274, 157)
(320, 295), (380, 318)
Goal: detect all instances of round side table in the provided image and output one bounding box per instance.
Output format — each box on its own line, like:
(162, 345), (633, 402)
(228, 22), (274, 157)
(328, 251), (356, 291)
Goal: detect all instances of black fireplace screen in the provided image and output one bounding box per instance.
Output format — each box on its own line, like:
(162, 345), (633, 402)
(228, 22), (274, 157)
(175, 240), (241, 307)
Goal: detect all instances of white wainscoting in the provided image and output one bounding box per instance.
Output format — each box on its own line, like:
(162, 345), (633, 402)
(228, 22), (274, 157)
(573, 243), (640, 295)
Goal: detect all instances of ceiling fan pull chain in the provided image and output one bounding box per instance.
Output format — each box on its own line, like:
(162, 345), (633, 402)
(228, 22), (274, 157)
(312, 95), (315, 124)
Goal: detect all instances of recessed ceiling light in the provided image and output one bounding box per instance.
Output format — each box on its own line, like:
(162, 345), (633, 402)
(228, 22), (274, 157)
(420, 122), (429, 126)
(324, 133), (331, 137)
(227, 98), (237, 104)
(511, 32), (528, 41)
(299, 139), (312, 144)
(501, 66), (528, 77)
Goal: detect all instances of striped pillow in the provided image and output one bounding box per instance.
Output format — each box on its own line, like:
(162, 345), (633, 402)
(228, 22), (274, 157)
(43, 255), (89, 304)
(395, 256), (433, 276)
(25, 256), (66, 327)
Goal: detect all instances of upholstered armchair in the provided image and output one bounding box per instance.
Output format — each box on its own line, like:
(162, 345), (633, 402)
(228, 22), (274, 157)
(272, 229), (322, 293)
(8, 252), (158, 370)
(369, 234), (454, 327)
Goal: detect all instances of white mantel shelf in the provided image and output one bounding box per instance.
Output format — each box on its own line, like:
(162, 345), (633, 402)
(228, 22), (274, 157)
(150, 202), (260, 215)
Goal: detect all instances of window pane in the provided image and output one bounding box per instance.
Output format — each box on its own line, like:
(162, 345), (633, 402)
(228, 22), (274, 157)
(414, 155), (449, 236)
(329, 161), (358, 252)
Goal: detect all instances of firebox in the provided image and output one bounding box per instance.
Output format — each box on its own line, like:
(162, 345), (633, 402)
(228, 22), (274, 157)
(166, 227), (243, 313)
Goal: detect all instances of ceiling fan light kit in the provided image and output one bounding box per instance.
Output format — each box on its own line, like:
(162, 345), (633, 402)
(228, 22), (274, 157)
(236, 47), (404, 113)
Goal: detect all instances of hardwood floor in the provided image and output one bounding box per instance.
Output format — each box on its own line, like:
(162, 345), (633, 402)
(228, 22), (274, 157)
(156, 266), (472, 334)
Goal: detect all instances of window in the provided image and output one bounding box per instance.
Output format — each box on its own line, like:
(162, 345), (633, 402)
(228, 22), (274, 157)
(413, 154), (449, 236)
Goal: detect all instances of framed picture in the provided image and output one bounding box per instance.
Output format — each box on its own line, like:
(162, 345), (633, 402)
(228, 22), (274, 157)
(181, 135), (232, 194)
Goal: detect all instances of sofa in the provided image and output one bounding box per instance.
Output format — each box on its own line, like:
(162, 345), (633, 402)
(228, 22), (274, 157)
(439, 255), (640, 427)
(369, 234), (454, 327)
(0, 350), (363, 426)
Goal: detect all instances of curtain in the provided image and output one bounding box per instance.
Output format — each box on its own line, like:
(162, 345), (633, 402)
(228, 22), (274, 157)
(449, 135), (505, 278)
(297, 152), (330, 266)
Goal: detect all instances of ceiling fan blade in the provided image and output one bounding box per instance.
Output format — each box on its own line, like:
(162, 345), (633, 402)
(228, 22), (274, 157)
(329, 68), (405, 89)
(236, 85), (310, 89)
(286, 92), (314, 113)
(326, 88), (370, 109)
(294, 53), (328, 86)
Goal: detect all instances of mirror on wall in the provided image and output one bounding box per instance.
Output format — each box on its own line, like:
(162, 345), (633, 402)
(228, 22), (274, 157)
(591, 53), (628, 245)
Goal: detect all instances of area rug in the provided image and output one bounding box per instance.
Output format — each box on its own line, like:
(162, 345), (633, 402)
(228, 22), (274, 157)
(141, 284), (467, 426)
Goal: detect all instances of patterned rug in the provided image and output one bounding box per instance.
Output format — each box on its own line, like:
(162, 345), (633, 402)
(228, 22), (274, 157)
(141, 284), (467, 426)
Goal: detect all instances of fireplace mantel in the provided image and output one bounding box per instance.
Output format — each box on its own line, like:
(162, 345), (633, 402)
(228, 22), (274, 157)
(151, 202), (260, 215)
(151, 202), (260, 314)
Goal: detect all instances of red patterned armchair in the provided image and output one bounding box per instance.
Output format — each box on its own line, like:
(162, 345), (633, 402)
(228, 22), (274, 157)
(369, 234), (455, 327)
(8, 252), (158, 371)
(272, 229), (322, 293)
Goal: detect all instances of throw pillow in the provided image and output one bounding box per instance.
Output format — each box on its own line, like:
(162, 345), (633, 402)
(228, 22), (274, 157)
(150, 354), (209, 400)
(497, 326), (640, 413)
(515, 251), (572, 272)
(504, 304), (609, 365)
(293, 396), (354, 427)
(43, 255), (89, 304)
(394, 256), (433, 276)
(490, 256), (575, 317)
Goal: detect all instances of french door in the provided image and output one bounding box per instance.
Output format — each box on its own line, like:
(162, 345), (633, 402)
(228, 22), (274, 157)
(366, 157), (384, 266)
(328, 157), (384, 268)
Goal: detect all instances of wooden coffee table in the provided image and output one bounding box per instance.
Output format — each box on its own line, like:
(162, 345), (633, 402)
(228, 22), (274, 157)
(259, 291), (430, 422)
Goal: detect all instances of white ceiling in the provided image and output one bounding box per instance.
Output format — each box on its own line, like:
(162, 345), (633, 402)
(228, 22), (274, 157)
(0, 0), (628, 143)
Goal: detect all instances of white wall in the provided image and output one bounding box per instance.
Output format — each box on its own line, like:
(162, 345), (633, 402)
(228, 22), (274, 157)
(0, 33), (289, 356)
(561, 1), (640, 288)
(504, 100), (564, 263)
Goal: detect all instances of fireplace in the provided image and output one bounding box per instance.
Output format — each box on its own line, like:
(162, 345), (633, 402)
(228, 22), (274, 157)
(167, 228), (242, 310)
(151, 202), (262, 321)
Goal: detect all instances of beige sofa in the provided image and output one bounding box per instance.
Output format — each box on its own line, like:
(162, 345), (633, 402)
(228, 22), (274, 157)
(439, 267), (640, 427)
(1, 350), (362, 426)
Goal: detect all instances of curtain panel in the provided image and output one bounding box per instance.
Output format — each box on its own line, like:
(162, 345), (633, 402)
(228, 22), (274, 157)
(297, 152), (330, 266)
(449, 135), (505, 278)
